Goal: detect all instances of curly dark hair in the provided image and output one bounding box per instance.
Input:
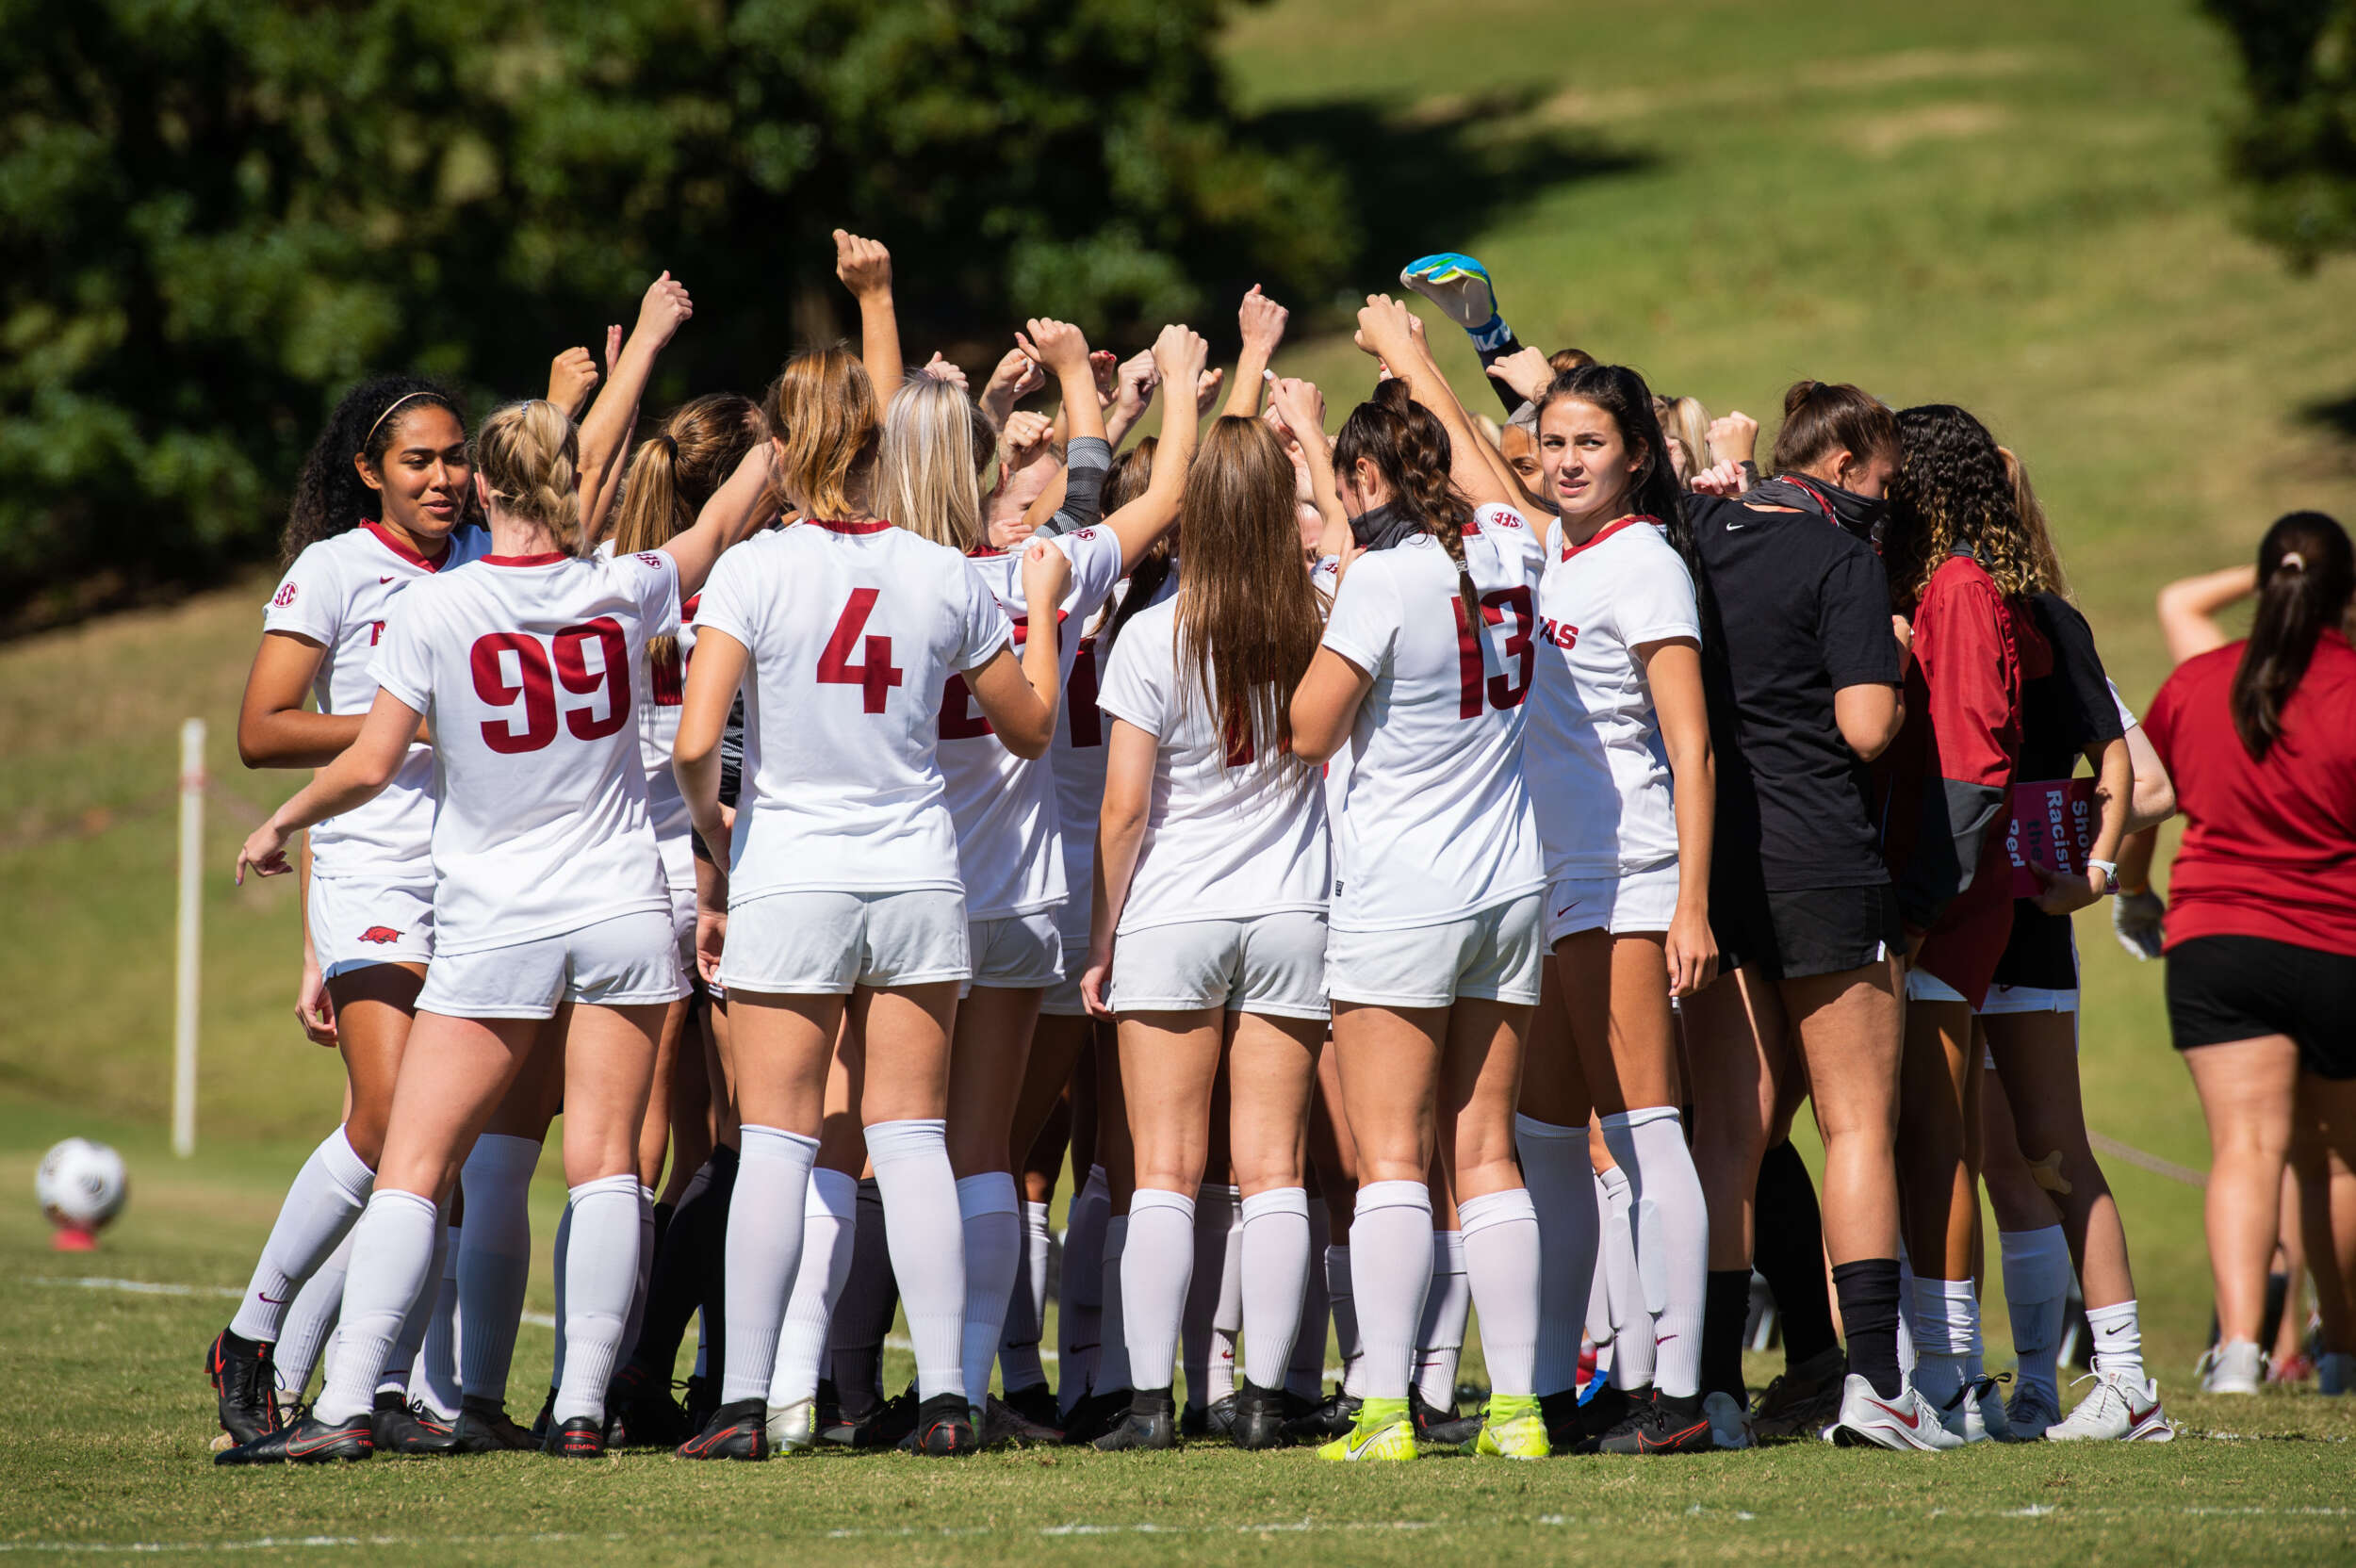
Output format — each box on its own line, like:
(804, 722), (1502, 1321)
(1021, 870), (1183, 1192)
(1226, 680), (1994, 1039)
(1532, 363), (1693, 565)
(281, 375), (469, 564)
(1884, 403), (2049, 609)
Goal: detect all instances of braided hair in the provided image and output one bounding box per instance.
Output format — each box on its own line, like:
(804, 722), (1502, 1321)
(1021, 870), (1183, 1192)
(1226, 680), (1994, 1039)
(1885, 403), (2049, 610)
(281, 375), (468, 564)
(1334, 378), (1481, 635)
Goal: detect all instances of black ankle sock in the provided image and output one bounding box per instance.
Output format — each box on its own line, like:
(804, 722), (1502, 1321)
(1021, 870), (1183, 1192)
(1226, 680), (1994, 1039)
(1831, 1258), (1903, 1399)
(1701, 1269), (1754, 1403)
(1754, 1141), (1841, 1366)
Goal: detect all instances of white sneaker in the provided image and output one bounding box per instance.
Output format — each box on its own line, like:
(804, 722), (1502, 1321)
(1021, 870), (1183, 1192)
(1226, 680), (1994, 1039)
(764, 1396), (814, 1451)
(1826, 1373), (1965, 1451)
(2005, 1380), (2063, 1439)
(2319, 1352), (2354, 1396)
(2044, 1370), (2174, 1442)
(1933, 1376), (2010, 1444)
(2197, 1340), (2266, 1396)
(1702, 1391), (1755, 1449)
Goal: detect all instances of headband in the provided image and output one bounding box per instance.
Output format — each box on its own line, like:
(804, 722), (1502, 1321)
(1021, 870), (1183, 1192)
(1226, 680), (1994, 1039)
(366, 390), (434, 444)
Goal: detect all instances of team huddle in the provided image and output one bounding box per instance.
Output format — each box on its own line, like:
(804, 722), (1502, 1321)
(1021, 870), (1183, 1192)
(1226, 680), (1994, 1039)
(200, 233), (2278, 1469)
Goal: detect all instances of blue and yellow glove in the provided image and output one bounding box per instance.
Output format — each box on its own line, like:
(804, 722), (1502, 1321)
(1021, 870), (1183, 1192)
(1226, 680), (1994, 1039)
(1400, 253), (1513, 352)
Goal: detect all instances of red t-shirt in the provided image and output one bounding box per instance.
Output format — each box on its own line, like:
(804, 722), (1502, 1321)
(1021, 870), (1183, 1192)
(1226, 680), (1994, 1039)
(2143, 629), (2356, 957)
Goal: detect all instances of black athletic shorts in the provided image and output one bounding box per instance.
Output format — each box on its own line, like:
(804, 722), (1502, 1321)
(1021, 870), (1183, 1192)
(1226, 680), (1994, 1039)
(1712, 882), (1902, 983)
(2166, 935), (2356, 1080)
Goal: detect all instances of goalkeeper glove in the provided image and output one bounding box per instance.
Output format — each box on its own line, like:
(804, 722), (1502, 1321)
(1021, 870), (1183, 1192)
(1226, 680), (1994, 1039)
(1400, 253), (1513, 352)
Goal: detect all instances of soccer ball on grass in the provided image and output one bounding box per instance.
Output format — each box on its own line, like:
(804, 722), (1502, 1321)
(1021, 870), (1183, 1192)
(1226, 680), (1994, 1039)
(36, 1137), (128, 1249)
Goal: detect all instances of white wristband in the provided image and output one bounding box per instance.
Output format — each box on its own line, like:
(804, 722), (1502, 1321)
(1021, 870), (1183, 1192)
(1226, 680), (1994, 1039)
(2086, 858), (2118, 889)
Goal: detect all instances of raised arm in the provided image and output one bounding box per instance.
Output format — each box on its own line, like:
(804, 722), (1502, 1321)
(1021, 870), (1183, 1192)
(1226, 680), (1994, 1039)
(545, 345), (600, 422)
(966, 539), (1072, 759)
(1087, 324), (1210, 573)
(659, 443), (777, 596)
(2156, 564), (2257, 664)
(834, 231), (902, 416)
(1223, 286), (1288, 419)
(1354, 295), (1518, 514)
(576, 272), (695, 547)
(1268, 375), (1348, 559)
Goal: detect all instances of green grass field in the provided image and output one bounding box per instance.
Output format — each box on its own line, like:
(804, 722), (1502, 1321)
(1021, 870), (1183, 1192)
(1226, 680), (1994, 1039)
(7, 0), (2356, 1560)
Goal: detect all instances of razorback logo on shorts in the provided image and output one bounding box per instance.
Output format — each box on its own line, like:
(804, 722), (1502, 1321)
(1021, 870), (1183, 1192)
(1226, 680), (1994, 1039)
(271, 582), (299, 608)
(357, 925), (403, 945)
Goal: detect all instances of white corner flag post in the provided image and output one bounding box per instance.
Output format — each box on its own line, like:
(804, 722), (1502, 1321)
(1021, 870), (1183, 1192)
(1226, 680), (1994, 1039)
(172, 717), (205, 1158)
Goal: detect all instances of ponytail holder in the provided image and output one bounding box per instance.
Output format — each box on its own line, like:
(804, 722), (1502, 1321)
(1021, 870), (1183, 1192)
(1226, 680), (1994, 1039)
(658, 433), (679, 459)
(2280, 550), (2307, 572)
(365, 390), (432, 443)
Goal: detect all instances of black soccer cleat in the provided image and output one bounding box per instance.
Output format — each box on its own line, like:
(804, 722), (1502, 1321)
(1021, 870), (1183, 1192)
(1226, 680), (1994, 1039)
(371, 1391), (460, 1456)
(1001, 1380), (1060, 1433)
(451, 1396), (535, 1453)
(908, 1392), (978, 1456)
(1092, 1388), (1177, 1451)
(1282, 1385), (1361, 1442)
(530, 1385), (557, 1445)
(978, 1393), (1062, 1447)
(1595, 1389), (1714, 1455)
(1060, 1387), (1128, 1446)
(1231, 1380), (1292, 1450)
(607, 1363), (692, 1450)
(216, 1410), (372, 1466)
(677, 1397), (768, 1461)
(543, 1414), (606, 1459)
(206, 1329), (280, 1447)
(1538, 1387), (1582, 1451)
(1413, 1387), (1481, 1446)
(1565, 1381), (1644, 1454)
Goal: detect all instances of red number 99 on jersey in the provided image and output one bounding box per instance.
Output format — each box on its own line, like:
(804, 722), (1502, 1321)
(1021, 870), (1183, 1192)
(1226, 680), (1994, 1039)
(469, 618), (631, 754)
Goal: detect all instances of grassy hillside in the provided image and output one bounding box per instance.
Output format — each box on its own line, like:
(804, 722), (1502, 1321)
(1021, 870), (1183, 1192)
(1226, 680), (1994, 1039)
(2, 0), (2351, 1423)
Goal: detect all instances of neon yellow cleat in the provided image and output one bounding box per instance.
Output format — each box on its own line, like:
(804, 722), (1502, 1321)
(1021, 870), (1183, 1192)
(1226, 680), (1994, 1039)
(1317, 1396), (1419, 1462)
(1471, 1395), (1548, 1459)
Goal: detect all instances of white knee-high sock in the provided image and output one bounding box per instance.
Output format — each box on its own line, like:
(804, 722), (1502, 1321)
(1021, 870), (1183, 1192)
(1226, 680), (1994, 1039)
(273, 1233), (352, 1399)
(1415, 1230), (1469, 1411)
(553, 1174), (645, 1426)
(1181, 1184), (1238, 1406)
(1515, 1115), (1599, 1397)
(548, 1200), (573, 1392)
(866, 1119), (965, 1401)
(999, 1199), (1054, 1393)
(1057, 1167), (1110, 1413)
(719, 1125), (821, 1406)
(618, 1184), (655, 1390)
(1286, 1203), (1331, 1400)
(1349, 1180), (1433, 1403)
(1214, 1187), (1245, 1400)
(1999, 1225), (2072, 1404)
(957, 1171), (1023, 1411)
(1121, 1188), (1196, 1394)
(1239, 1187), (1311, 1392)
(1599, 1106), (1708, 1400)
(772, 1168), (859, 1412)
(1598, 1164), (1654, 1390)
(1325, 1244), (1362, 1396)
(412, 1224), (464, 1419)
(1098, 1215), (1133, 1392)
(457, 1133), (539, 1403)
(1909, 1275), (1980, 1410)
(378, 1210), (451, 1396)
(231, 1127), (375, 1345)
(1460, 1187), (1541, 1398)
(314, 1189), (438, 1426)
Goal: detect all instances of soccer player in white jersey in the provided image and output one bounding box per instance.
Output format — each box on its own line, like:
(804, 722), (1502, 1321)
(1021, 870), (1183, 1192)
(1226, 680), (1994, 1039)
(1517, 364), (1724, 1454)
(1288, 297), (1549, 1462)
(669, 346), (1069, 1461)
(208, 375), (489, 1457)
(1082, 407), (1332, 1451)
(221, 392), (770, 1465)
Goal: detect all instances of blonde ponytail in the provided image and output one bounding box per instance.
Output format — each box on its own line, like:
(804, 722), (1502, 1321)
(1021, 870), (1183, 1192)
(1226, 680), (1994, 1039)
(473, 400), (582, 549)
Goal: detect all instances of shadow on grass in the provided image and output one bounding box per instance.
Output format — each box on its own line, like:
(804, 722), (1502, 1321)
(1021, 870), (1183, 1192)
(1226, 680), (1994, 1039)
(2297, 388), (2356, 438)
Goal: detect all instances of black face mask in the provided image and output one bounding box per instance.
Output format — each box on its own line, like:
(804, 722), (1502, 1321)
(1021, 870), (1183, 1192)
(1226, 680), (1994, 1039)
(1747, 475), (1888, 547)
(1348, 499), (1421, 553)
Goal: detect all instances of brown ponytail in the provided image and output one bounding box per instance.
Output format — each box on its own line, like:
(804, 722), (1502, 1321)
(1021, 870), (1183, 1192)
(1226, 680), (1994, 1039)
(2230, 511), (2355, 760)
(1771, 379), (1898, 479)
(613, 393), (762, 668)
(1334, 378), (1482, 637)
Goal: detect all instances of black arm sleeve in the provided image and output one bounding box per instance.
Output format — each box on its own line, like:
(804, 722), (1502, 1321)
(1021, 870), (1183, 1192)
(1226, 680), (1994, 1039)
(1478, 331), (1528, 419)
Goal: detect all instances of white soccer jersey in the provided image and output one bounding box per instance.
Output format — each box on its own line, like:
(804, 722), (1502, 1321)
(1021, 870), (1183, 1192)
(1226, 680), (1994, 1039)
(1094, 595), (1328, 933)
(368, 547), (679, 957)
(939, 527), (1127, 921)
(595, 540), (700, 890)
(1526, 516), (1701, 878)
(262, 521), (490, 881)
(694, 519), (1010, 905)
(1051, 628), (1111, 936)
(1318, 505), (1545, 932)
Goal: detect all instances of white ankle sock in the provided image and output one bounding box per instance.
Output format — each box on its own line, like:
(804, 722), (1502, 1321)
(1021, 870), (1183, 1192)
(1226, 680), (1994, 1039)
(1098, 1214), (1133, 1392)
(957, 1171), (1023, 1410)
(455, 1134), (538, 1404)
(1350, 1181), (1433, 1403)
(1121, 1188), (1196, 1394)
(273, 1233), (352, 1398)
(1415, 1229), (1469, 1410)
(1182, 1184), (1239, 1406)
(552, 1175), (644, 1427)
(1598, 1165), (1653, 1390)
(1515, 1115), (1598, 1397)
(412, 1224), (464, 1419)
(1285, 1204), (1330, 1400)
(720, 1125), (821, 1405)
(1460, 1187), (1541, 1398)
(231, 1126), (375, 1345)
(999, 1199), (1054, 1393)
(2086, 1298), (2145, 1382)
(1999, 1225), (2072, 1403)
(1598, 1106), (1708, 1400)
(315, 1188), (438, 1426)
(867, 1119), (966, 1401)
(772, 1168), (859, 1410)
(1057, 1167), (1109, 1413)
(1325, 1244), (1363, 1396)
(1908, 1275), (1980, 1409)
(1236, 1187), (1310, 1391)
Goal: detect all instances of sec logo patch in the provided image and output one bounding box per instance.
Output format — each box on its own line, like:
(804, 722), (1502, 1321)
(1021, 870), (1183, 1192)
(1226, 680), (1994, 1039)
(271, 582), (299, 608)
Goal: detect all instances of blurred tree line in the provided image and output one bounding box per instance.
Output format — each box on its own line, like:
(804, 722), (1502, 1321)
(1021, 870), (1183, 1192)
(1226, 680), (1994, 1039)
(2204, 0), (2356, 268)
(0, 0), (1351, 622)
